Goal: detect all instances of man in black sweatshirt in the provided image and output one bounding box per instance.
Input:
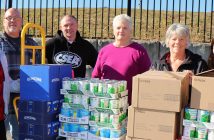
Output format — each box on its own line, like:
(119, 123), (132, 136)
(46, 15), (98, 78)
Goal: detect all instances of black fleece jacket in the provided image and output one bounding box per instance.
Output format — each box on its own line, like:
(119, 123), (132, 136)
(154, 49), (208, 74)
(46, 30), (98, 78)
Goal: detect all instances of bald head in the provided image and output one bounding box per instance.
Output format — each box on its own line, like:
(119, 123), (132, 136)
(60, 15), (77, 26)
(5, 8), (21, 19)
(3, 8), (22, 38)
(60, 15), (78, 41)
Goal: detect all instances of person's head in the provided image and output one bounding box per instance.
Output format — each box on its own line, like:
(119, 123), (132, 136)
(60, 15), (78, 42)
(165, 23), (190, 54)
(112, 14), (132, 42)
(3, 8), (22, 38)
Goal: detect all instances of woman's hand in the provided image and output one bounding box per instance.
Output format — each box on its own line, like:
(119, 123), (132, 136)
(183, 70), (193, 84)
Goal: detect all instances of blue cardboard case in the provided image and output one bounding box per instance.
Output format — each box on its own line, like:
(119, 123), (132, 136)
(19, 121), (59, 137)
(19, 133), (57, 140)
(19, 99), (60, 114)
(20, 64), (72, 101)
(18, 110), (59, 124)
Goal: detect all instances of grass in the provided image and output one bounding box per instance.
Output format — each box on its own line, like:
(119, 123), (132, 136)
(0, 8), (213, 43)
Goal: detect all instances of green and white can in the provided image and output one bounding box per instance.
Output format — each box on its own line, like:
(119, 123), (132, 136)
(118, 80), (127, 92)
(62, 79), (71, 90)
(109, 114), (120, 124)
(79, 80), (90, 92)
(100, 98), (109, 108)
(64, 94), (73, 103)
(90, 97), (100, 108)
(72, 94), (82, 104)
(210, 112), (214, 123)
(117, 81), (123, 93)
(184, 108), (197, 121)
(102, 82), (108, 94)
(208, 129), (214, 140)
(107, 83), (117, 94)
(196, 127), (208, 139)
(98, 82), (103, 94)
(90, 82), (98, 94)
(123, 96), (128, 106)
(197, 110), (210, 122)
(109, 99), (119, 109)
(183, 126), (195, 138)
(122, 80), (127, 91)
(70, 80), (79, 92)
(100, 112), (109, 123)
(90, 111), (100, 122)
(81, 95), (89, 108)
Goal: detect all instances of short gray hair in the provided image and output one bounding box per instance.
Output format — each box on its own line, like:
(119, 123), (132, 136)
(165, 23), (190, 47)
(112, 14), (132, 30)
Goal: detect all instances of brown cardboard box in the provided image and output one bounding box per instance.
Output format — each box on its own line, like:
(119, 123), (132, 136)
(191, 70), (214, 111)
(143, 70), (189, 77)
(127, 106), (179, 140)
(132, 71), (189, 112)
(126, 136), (145, 140)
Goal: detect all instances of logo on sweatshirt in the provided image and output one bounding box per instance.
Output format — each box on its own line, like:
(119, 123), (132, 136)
(54, 51), (82, 68)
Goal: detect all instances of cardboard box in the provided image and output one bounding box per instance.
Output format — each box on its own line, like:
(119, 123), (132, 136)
(18, 110), (59, 124)
(132, 71), (189, 112)
(126, 136), (145, 140)
(19, 99), (60, 114)
(143, 70), (189, 77)
(19, 121), (59, 136)
(20, 64), (72, 101)
(191, 70), (214, 111)
(127, 106), (179, 140)
(19, 133), (57, 140)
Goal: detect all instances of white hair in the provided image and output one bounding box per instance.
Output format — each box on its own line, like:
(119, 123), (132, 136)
(112, 14), (132, 30)
(165, 23), (190, 47)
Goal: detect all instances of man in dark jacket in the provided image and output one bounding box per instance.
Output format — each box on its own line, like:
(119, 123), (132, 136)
(1, 8), (38, 140)
(46, 15), (98, 78)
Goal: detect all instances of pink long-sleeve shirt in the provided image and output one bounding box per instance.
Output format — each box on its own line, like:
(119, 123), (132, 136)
(92, 42), (151, 104)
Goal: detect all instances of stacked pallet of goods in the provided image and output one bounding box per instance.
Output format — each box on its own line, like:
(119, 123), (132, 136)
(19, 64), (72, 140)
(58, 78), (128, 140)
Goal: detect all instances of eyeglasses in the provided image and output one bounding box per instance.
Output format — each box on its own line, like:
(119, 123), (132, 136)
(4, 16), (21, 22)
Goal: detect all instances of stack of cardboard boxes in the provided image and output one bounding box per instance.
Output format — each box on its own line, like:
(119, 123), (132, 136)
(126, 71), (190, 140)
(19, 64), (72, 140)
(180, 70), (214, 139)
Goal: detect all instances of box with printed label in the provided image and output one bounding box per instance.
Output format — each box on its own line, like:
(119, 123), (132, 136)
(18, 110), (59, 124)
(132, 71), (189, 112)
(19, 133), (57, 140)
(20, 64), (72, 101)
(191, 70), (214, 111)
(19, 99), (60, 114)
(127, 106), (179, 140)
(19, 121), (59, 137)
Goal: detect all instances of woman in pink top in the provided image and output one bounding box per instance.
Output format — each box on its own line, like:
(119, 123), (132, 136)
(92, 14), (151, 104)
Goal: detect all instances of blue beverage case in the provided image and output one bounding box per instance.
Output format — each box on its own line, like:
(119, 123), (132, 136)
(19, 99), (60, 114)
(19, 122), (59, 136)
(20, 64), (72, 101)
(19, 133), (57, 140)
(18, 110), (59, 124)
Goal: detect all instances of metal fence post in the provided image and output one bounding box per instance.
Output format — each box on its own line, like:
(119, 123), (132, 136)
(127, 0), (131, 16)
(8, 0), (12, 8)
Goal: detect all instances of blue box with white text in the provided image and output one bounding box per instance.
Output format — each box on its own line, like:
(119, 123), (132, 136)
(20, 64), (72, 101)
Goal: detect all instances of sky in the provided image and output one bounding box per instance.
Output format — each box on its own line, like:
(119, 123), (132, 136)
(1, 0), (214, 12)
